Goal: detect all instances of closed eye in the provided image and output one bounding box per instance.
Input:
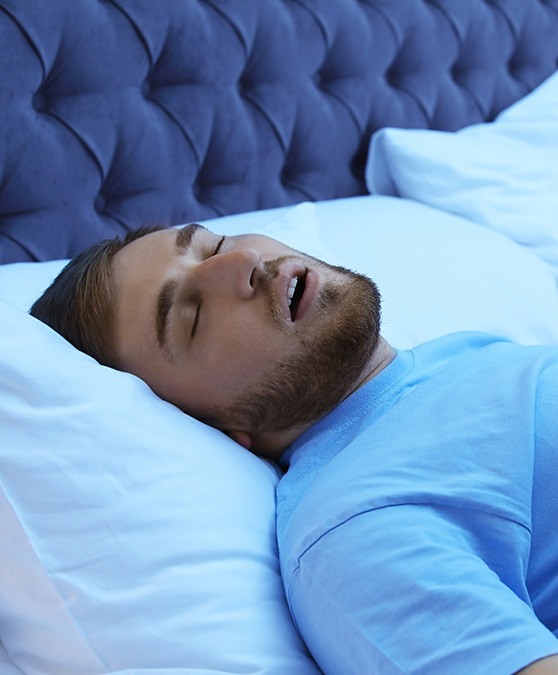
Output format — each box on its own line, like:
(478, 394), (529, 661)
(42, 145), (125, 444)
(211, 235), (225, 258)
(191, 235), (225, 339)
(191, 302), (202, 338)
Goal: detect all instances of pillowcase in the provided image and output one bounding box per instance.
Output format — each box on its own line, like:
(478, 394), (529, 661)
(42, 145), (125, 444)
(0, 639), (22, 675)
(365, 71), (558, 279)
(0, 258), (69, 312)
(0, 294), (319, 673)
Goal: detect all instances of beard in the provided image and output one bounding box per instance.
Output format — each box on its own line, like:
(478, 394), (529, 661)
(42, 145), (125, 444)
(210, 255), (382, 437)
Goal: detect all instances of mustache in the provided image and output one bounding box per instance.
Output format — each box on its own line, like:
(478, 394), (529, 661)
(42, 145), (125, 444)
(262, 255), (292, 277)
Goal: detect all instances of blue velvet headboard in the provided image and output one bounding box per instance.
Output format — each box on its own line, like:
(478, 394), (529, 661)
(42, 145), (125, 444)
(1, 0), (557, 263)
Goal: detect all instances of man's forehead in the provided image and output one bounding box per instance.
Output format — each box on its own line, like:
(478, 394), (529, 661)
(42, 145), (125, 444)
(111, 229), (172, 291)
(109, 230), (176, 367)
(116, 225), (188, 263)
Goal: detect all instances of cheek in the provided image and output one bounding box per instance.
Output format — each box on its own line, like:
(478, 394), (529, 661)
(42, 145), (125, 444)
(202, 327), (293, 396)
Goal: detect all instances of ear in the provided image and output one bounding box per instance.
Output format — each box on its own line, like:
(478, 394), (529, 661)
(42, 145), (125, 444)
(226, 429), (253, 450)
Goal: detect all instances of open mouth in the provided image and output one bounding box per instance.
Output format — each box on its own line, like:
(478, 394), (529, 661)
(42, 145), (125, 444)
(287, 273), (306, 321)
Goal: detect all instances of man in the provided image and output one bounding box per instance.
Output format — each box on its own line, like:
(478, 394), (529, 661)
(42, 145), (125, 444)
(31, 223), (558, 674)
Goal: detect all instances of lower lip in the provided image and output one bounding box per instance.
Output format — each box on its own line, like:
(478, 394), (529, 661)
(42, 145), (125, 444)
(294, 269), (319, 322)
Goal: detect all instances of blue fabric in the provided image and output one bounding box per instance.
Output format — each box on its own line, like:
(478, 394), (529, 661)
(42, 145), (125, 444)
(1, 0), (558, 262)
(277, 332), (558, 674)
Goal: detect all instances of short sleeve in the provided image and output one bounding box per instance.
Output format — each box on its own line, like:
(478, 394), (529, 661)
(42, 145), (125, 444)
(286, 503), (558, 674)
(528, 358), (558, 627)
(535, 357), (558, 450)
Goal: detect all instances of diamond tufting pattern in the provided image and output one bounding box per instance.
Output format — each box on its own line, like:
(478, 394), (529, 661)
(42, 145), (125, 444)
(1, 0), (557, 262)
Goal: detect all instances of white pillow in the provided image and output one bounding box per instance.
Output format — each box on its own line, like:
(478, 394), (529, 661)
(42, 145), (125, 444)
(0, 639), (22, 675)
(0, 259), (69, 312)
(365, 71), (558, 280)
(0, 297), (319, 673)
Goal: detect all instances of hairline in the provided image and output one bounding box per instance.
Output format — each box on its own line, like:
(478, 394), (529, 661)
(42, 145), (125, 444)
(30, 226), (167, 370)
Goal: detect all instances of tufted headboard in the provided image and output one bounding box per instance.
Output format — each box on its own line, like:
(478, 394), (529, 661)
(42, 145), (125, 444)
(1, 0), (557, 263)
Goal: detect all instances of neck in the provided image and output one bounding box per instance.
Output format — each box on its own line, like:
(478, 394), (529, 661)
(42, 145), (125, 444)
(346, 336), (396, 395)
(253, 336), (396, 461)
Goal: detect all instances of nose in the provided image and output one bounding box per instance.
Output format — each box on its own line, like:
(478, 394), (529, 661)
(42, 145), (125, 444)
(192, 248), (263, 299)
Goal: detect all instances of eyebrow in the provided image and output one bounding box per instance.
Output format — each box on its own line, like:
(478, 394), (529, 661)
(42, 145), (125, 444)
(155, 223), (204, 352)
(176, 222), (203, 253)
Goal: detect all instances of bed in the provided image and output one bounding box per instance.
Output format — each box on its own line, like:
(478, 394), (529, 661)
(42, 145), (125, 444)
(0, 1), (557, 673)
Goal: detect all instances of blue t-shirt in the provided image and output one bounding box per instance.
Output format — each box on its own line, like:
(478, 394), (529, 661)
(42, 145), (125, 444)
(277, 333), (558, 674)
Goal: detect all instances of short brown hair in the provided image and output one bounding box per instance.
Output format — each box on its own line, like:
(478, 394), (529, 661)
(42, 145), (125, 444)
(30, 227), (162, 368)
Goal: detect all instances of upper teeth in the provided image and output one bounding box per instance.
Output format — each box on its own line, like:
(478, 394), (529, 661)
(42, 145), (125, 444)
(287, 277), (298, 306)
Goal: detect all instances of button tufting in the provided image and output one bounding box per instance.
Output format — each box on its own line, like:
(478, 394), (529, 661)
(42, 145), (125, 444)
(32, 92), (47, 112)
(384, 65), (400, 86)
(94, 194), (106, 212)
(141, 79), (151, 97)
(450, 63), (463, 82)
(507, 55), (522, 79)
(237, 76), (250, 97)
(1, 0), (557, 266)
(192, 181), (203, 201)
(280, 167), (291, 186)
(313, 71), (324, 89)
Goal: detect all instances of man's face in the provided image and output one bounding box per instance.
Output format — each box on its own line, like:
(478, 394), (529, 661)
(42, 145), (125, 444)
(110, 224), (381, 442)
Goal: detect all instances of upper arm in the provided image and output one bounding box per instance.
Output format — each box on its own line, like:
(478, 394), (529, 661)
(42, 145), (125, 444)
(287, 504), (558, 675)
